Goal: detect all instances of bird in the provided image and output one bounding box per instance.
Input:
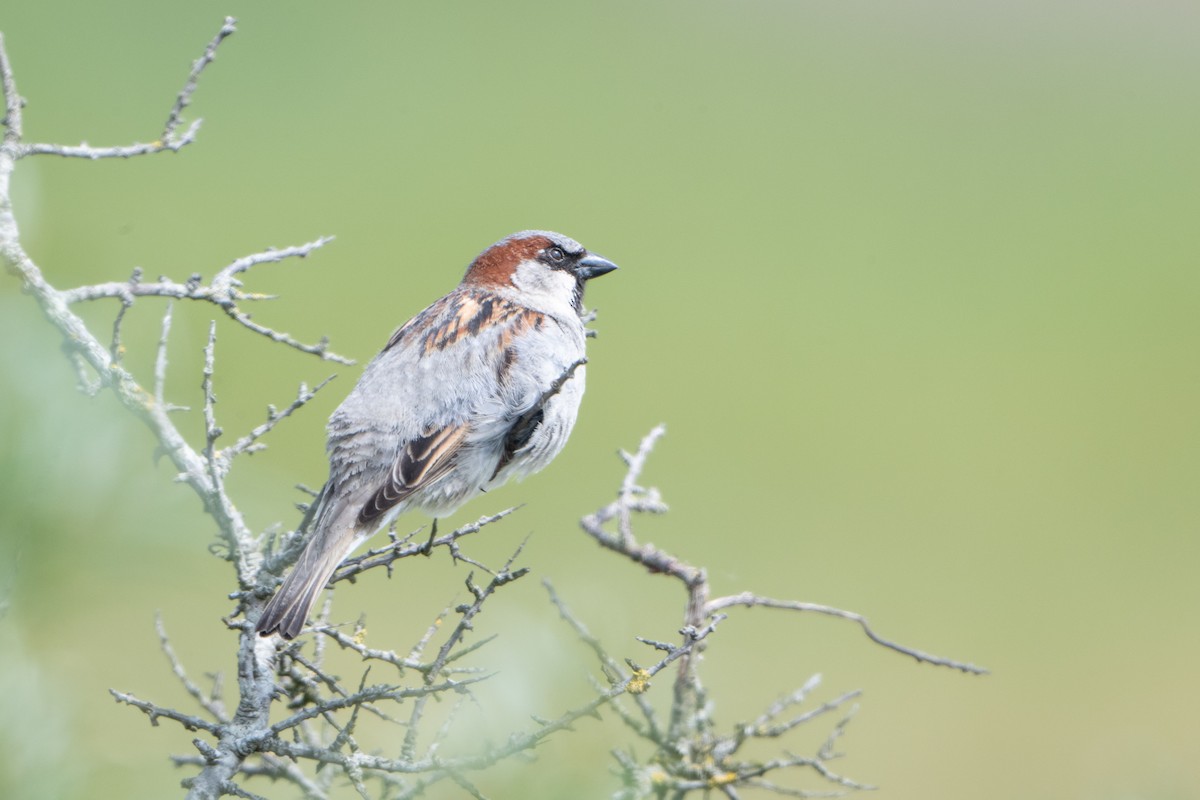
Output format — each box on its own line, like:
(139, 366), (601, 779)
(255, 230), (618, 639)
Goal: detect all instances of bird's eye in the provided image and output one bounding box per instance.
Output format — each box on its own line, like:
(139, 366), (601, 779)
(546, 246), (567, 264)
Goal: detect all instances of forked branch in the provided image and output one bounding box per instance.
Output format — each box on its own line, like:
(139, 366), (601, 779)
(565, 426), (986, 797)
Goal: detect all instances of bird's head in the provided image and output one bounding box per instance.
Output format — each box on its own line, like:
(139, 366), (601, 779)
(463, 230), (618, 314)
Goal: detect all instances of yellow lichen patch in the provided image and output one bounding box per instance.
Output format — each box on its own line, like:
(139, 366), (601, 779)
(707, 772), (738, 787)
(626, 668), (652, 695)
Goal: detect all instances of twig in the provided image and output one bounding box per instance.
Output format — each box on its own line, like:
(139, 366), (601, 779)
(60, 237), (351, 364)
(153, 302), (182, 411)
(331, 508), (518, 584)
(401, 544), (531, 762)
(1, 22), (364, 799)
(587, 428), (988, 674)
(221, 375), (336, 465)
(705, 593), (988, 675)
(199, 323), (258, 581)
(317, 624), (493, 677)
(579, 428), (984, 796)
(18, 17), (237, 159)
(0, 32), (25, 147)
(544, 579), (665, 744)
(109, 268), (141, 362)
(619, 423), (667, 502)
(157, 612), (229, 723)
(162, 17), (237, 143)
(110, 689), (221, 734)
(270, 676), (493, 735)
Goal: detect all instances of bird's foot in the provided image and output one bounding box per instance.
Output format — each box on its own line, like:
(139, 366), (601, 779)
(421, 518), (439, 556)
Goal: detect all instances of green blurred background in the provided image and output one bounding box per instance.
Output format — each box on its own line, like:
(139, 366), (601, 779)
(1, 1), (1197, 797)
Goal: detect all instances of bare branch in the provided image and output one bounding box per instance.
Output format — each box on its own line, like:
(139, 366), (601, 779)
(211, 239), (327, 294)
(162, 17), (237, 143)
(109, 689), (221, 734)
(221, 375), (336, 465)
(544, 579), (665, 744)
(157, 612), (229, 724)
(402, 544), (532, 762)
(108, 267), (140, 362)
(19, 135), (207, 160)
(200, 323), (256, 580)
(0, 32), (24, 146)
(578, 428), (985, 796)
(60, 237), (352, 364)
(619, 423), (667, 501)
(153, 302), (178, 409)
(18, 17), (237, 160)
(317, 623), (494, 678)
(0, 23), (294, 596)
(750, 688), (863, 746)
(705, 592), (988, 675)
(206, 239), (352, 363)
(270, 676), (493, 736)
(258, 614), (714, 778)
(587, 428), (988, 675)
(331, 507), (519, 584)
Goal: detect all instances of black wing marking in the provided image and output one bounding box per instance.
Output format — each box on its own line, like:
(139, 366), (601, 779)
(358, 424), (469, 524)
(490, 356), (587, 480)
(491, 407), (544, 479)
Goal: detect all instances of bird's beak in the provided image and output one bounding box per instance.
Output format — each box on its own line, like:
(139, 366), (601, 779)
(574, 253), (619, 281)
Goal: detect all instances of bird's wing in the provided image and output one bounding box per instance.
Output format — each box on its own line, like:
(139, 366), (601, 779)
(358, 424), (469, 523)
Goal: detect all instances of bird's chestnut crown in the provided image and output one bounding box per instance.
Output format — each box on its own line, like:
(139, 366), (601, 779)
(464, 231), (617, 290)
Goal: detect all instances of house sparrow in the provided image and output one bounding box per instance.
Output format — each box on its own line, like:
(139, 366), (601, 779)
(256, 230), (618, 639)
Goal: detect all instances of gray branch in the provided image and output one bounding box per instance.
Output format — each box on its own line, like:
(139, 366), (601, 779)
(1, 19), (352, 800)
(16, 17), (236, 159)
(573, 428), (985, 797)
(706, 592), (988, 675)
(60, 237), (351, 364)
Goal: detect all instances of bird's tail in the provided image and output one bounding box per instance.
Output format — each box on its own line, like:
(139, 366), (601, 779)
(257, 495), (362, 640)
